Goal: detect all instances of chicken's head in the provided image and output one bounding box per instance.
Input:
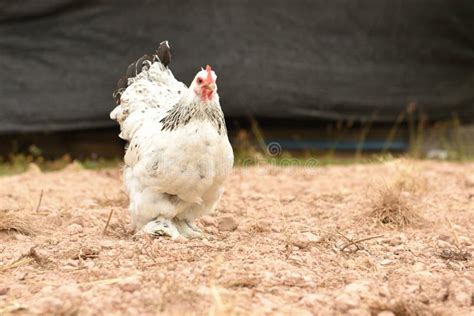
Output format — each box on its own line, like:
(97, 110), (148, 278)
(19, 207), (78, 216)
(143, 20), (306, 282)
(191, 65), (217, 102)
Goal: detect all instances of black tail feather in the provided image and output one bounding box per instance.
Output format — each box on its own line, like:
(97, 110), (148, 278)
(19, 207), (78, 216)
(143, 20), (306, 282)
(112, 76), (128, 105)
(126, 54), (152, 78)
(113, 41), (172, 105)
(155, 41), (171, 67)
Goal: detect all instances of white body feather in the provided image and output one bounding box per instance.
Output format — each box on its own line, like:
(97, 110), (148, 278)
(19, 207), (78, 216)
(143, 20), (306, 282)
(111, 62), (233, 229)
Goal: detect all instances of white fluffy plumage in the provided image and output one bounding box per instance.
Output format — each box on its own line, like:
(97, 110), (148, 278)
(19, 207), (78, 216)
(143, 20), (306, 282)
(110, 42), (233, 239)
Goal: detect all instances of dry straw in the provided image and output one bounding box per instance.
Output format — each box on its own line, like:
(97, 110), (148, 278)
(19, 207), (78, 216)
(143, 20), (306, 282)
(368, 159), (425, 228)
(0, 210), (41, 236)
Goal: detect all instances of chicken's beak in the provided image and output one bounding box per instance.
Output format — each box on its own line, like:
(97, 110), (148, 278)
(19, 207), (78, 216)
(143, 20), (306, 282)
(203, 83), (216, 92)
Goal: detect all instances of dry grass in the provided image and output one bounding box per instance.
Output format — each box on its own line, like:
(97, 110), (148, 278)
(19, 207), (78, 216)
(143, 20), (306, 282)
(369, 184), (422, 228)
(368, 160), (425, 228)
(390, 159), (428, 193)
(0, 210), (41, 236)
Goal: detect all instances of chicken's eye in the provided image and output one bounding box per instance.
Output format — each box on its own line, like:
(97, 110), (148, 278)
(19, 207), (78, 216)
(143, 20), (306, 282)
(197, 78), (203, 84)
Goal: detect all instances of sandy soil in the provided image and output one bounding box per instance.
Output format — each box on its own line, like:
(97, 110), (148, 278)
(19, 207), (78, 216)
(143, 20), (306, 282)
(0, 160), (473, 315)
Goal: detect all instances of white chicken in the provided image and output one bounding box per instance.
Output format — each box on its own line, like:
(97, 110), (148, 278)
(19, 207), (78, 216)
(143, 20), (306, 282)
(110, 41), (234, 239)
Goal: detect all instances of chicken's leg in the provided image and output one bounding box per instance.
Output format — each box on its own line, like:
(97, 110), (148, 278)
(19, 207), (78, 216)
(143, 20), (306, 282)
(142, 217), (180, 239)
(175, 219), (203, 239)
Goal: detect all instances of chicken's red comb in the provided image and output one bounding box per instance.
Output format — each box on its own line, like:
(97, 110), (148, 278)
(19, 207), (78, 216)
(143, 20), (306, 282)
(205, 64), (213, 83)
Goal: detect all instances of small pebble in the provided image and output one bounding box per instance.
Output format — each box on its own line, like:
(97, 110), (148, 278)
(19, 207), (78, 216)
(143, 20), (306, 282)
(291, 232), (322, 249)
(58, 283), (82, 298)
(271, 226), (281, 233)
(174, 235), (188, 243)
(65, 259), (79, 267)
(200, 216), (216, 226)
(83, 259), (95, 269)
(201, 239), (213, 247)
(344, 282), (371, 294)
(436, 240), (451, 249)
(218, 216), (238, 232)
(299, 293), (327, 306)
(204, 226), (218, 234)
(437, 234), (451, 242)
(334, 293), (360, 312)
(14, 271), (27, 281)
(67, 223), (83, 235)
(387, 238), (402, 246)
(413, 262), (426, 271)
(459, 236), (471, 246)
(122, 249), (135, 259)
(119, 277), (141, 293)
(0, 287), (9, 295)
(258, 219), (273, 231)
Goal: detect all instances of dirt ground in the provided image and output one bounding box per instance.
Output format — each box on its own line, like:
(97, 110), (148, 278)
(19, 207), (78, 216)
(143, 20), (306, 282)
(0, 160), (473, 315)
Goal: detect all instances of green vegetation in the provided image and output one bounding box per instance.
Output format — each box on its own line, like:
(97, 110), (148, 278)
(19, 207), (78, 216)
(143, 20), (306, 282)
(0, 152), (121, 176)
(1, 112), (472, 176)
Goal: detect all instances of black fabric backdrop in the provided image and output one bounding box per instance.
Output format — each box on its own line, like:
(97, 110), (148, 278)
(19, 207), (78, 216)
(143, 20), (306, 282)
(0, 0), (473, 133)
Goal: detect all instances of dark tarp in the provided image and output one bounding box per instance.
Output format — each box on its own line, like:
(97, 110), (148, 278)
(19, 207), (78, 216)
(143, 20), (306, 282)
(1, 0), (473, 133)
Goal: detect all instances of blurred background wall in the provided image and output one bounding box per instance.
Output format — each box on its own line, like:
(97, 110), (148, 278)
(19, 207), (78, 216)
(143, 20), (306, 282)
(0, 0), (473, 159)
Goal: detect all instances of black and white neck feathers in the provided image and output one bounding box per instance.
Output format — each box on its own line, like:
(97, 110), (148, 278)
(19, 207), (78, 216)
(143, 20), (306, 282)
(160, 97), (226, 135)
